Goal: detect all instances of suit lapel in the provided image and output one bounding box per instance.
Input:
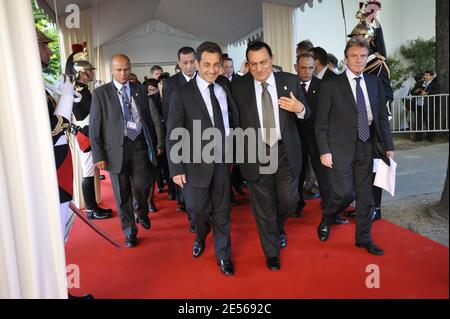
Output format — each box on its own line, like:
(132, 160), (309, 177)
(274, 72), (287, 134)
(178, 72), (187, 87)
(308, 76), (319, 98)
(340, 73), (358, 111)
(245, 74), (261, 128)
(364, 75), (378, 115)
(222, 82), (239, 128)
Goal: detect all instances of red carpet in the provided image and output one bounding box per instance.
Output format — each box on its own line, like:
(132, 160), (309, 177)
(66, 174), (448, 299)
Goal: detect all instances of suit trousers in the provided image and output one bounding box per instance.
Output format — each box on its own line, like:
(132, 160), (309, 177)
(298, 133), (331, 208)
(323, 138), (374, 243)
(188, 163), (232, 261)
(247, 143), (299, 258)
(110, 134), (154, 237)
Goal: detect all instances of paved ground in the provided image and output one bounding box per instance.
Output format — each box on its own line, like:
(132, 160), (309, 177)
(380, 135), (449, 246)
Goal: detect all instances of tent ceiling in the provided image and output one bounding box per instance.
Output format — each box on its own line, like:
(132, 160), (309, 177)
(42, 0), (308, 45)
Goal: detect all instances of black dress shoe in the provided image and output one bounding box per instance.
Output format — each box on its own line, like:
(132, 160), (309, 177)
(317, 219), (331, 241)
(124, 235), (138, 248)
(68, 293), (94, 299)
(192, 240), (205, 257)
(333, 217), (349, 225)
(293, 202), (304, 218)
(266, 257), (280, 271)
(356, 241), (384, 255)
(137, 215), (151, 230)
(280, 233), (287, 248)
(303, 192), (320, 200)
(372, 208), (381, 221)
(344, 209), (356, 218)
(86, 208), (112, 220)
(149, 201), (158, 213)
(219, 260), (234, 276)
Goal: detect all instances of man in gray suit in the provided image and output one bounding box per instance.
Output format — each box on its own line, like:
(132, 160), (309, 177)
(90, 54), (163, 248)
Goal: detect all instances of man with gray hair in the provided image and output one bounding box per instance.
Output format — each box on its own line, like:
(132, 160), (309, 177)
(315, 38), (394, 255)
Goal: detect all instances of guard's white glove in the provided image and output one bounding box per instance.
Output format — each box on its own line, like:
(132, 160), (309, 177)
(54, 75), (76, 121)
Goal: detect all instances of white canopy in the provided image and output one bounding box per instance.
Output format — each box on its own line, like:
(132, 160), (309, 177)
(39, 0), (312, 46)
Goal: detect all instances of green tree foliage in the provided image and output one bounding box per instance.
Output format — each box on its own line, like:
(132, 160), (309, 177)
(386, 54), (407, 91)
(400, 37), (436, 77)
(32, 0), (60, 83)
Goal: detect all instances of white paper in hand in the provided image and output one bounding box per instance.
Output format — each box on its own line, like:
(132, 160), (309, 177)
(374, 158), (397, 196)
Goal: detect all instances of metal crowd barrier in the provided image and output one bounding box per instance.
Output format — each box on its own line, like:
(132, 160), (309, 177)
(390, 94), (449, 133)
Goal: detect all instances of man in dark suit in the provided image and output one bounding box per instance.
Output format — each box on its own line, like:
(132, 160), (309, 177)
(90, 54), (161, 248)
(162, 47), (197, 123)
(294, 53), (335, 220)
(221, 55), (245, 200)
(232, 41), (310, 271)
(162, 47), (197, 230)
(315, 39), (394, 255)
(167, 42), (239, 276)
(415, 70), (440, 142)
(310, 46), (336, 81)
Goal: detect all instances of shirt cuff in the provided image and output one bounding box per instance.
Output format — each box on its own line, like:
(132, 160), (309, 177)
(295, 108), (306, 119)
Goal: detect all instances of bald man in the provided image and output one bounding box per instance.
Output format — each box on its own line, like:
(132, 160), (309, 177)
(90, 54), (160, 247)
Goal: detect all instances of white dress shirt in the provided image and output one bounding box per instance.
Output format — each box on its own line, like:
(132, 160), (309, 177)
(254, 72), (306, 141)
(300, 78), (312, 93)
(196, 75), (230, 136)
(345, 68), (373, 125)
(182, 71), (196, 83)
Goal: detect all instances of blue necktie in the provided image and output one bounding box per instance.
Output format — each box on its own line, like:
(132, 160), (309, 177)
(355, 77), (370, 142)
(121, 86), (138, 141)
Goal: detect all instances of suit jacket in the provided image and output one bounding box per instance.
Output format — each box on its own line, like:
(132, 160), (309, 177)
(162, 72), (192, 123)
(166, 75), (239, 188)
(299, 76), (321, 139)
(424, 77), (440, 95)
(322, 68), (336, 81)
(315, 72), (394, 168)
(147, 95), (164, 152)
(231, 71), (310, 182)
(89, 81), (158, 174)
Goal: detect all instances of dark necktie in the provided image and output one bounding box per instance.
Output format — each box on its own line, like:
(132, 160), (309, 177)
(354, 77), (370, 142)
(301, 82), (307, 95)
(261, 82), (277, 146)
(208, 83), (226, 138)
(121, 86), (138, 141)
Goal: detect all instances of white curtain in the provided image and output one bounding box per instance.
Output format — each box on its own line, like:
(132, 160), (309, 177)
(0, 0), (67, 298)
(262, 2), (295, 73)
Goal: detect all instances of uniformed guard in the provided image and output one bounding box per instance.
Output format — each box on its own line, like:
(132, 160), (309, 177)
(66, 46), (113, 220)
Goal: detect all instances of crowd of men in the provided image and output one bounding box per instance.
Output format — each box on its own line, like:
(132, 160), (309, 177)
(39, 13), (402, 281)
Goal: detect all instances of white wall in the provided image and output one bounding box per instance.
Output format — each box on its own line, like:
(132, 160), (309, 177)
(101, 31), (202, 81)
(226, 43), (249, 73)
